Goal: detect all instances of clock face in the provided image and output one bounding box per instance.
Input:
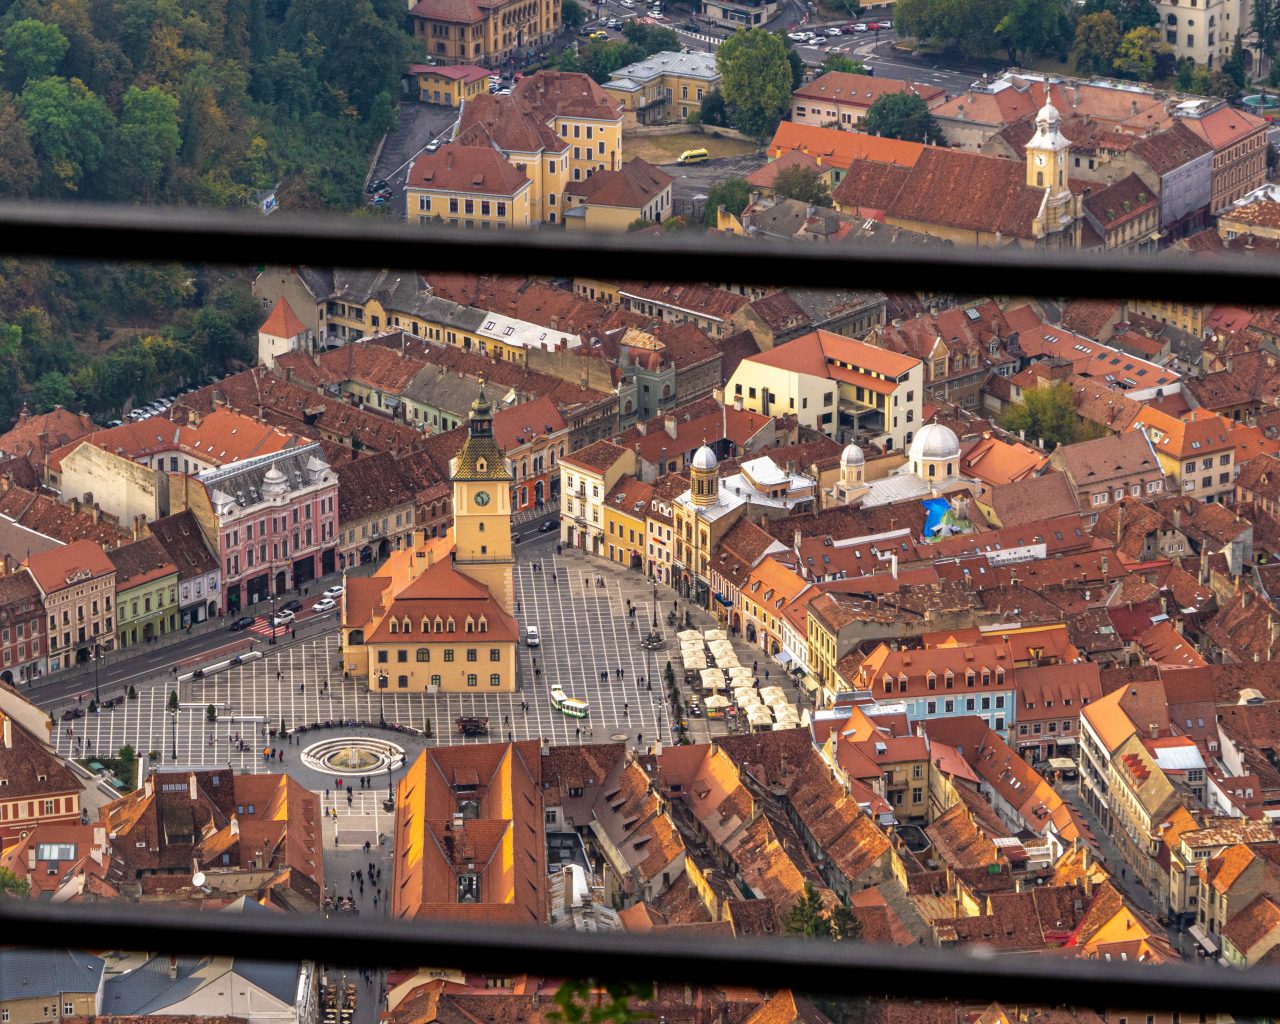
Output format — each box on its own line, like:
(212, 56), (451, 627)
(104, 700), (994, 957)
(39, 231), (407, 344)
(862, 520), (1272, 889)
(1036, 154), (1046, 166)
(475, 491), (491, 507)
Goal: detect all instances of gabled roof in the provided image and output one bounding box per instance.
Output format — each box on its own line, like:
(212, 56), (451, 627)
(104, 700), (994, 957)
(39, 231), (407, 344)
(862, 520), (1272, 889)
(407, 145), (530, 198)
(564, 158), (671, 209)
(259, 298), (306, 339)
(793, 71), (944, 109)
(25, 538), (115, 593)
(768, 121), (927, 170)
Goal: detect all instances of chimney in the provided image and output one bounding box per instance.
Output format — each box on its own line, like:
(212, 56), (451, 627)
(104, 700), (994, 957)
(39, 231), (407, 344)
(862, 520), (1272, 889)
(168, 955), (178, 980)
(1148, 723), (1158, 739)
(187, 407), (201, 427)
(1, 713), (10, 750)
(189, 772), (198, 800)
(793, 530), (802, 553)
(664, 415), (677, 439)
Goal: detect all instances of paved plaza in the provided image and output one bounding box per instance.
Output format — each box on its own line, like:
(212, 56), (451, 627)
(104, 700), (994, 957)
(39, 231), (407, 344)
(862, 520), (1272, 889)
(50, 549), (680, 768)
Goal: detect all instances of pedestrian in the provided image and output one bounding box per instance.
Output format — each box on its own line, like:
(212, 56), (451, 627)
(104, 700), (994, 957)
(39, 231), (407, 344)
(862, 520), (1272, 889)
(351, 871), (356, 883)
(347, 785), (353, 797)
(348, 793), (353, 806)
(278, 670), (283, 682)
(637, 732), (643, 743)
(575, 726), (581, 738)
(300, 683), (304, 693)
(291, 627), (296, 639)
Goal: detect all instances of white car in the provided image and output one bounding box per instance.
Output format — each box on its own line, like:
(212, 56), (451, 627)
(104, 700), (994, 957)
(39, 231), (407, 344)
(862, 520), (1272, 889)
(312, 598), (336, 613)
(853, 22), (868, 32)
(787, 30), (811, 41)
(827, 26), (841, 35)
(621, 0), (634, 6)
(323, 585), (345, 599)
(271, 609), (295, 627)
(526, 626), (541, 648)
(811, 35), (827, 44)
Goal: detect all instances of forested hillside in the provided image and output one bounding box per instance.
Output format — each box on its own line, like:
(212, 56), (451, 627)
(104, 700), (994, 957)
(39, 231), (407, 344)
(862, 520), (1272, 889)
(0, 0), (416, 424)
(0, 0), (412, 208)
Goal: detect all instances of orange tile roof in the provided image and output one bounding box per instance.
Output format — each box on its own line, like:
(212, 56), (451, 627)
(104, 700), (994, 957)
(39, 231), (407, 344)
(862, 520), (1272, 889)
(1183, 105), (1269, 149)
(490, 395), (567, 452)
(1131, 406), (1234, 459)
(25, 538), (115, 593)
(961, 435), (1048, 486)
(767, 122), (926, 171)
(260, 298), (306, 338)
(743, 329), (919, 380)
(407, 145), (530, 198)
(793, 72), (945, 109)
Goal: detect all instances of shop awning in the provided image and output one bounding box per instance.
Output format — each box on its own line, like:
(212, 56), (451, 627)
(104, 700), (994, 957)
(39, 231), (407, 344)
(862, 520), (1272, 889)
(1055, 736), (1077, 746)
(715, 593), (733, 607)
(1189, 924), (1219, 956)
(802, 677), (820, 692)
(774, 650), (792, 665)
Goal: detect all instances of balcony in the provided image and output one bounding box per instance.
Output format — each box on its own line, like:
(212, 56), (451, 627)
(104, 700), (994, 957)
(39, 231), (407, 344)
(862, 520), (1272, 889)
(2, 198), (1278, 1021)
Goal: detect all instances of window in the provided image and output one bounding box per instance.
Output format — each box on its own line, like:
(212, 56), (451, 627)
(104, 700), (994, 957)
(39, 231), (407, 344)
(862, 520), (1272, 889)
(490, 648), (501, 661)
(444, 649), (454, 662)
(467, 648), (477, 662)
(467, 673), (478, 687)
(416, 648), (430, 662)
(398, 675), (408, 688)
(490, 673), (502, 686)
(398, 649), (408, 662)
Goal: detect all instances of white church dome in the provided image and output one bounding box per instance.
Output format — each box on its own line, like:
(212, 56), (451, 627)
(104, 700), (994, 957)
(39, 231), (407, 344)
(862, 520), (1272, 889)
(909, 423), (961, 462)
(840, 443), (865, 468)
(691, 445), (717, 471)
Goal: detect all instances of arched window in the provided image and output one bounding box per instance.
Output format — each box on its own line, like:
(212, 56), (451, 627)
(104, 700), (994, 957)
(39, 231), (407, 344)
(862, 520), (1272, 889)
(417, 648), (430, 662)
(490, 674), (502, 687)
(467, 674), (478, 687)
(479, 521), (485, 532)
(947, 463), (953, 475)
(431, 674), (441, 687)
(928, 464), (936, 477)
(1036, 171), (1044, 187)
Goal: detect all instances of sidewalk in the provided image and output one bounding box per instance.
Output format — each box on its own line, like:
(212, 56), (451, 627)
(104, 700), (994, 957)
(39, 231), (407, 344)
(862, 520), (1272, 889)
(1057, 779), (1161, 919)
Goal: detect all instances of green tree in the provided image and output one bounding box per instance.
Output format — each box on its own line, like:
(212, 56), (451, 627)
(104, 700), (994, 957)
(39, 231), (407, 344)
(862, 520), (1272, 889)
(862, 91), (941, 143)
(1084, 0), (1159, 33)
(716, 28), (793, 138)
(19, 76), (115, 192)
(995, 0), (1069, 64)
(119, 744), (136, 762)
(697, 89), (729, 127)
(703, 176), (752, 226)
(1254, 0), (1280, 55)
(2, 20), (71, 92)
(621, 22), (679, 53)
(550, 47), (585, 73)
(1222, 38), (1247, 91)
(830, 902), (862, 941)
(787, 46), (804, 91)
(1113, 25), (1162, 79)
(0, 96), (37, 197)
(580, 40), (647, 83)
(996, 382), (1093, 450)
(110, 85), (181, 200)
(1073, 12), (1121, 76)
(821, 53), (867, 74)
(773, 165), (832, 206)
(784, 882), (832, 937)
(562, 0), (587, 32)
(168, 689), (179, 712)
(895, 0), (1011, 57)
(31, 370), (75, 412)
(0, 866), (30, 898)
(548, 981), (654, 1024)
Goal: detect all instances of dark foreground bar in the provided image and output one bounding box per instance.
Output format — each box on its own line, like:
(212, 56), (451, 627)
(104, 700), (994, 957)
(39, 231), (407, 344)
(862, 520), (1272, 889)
(1, 200), (1278, 303)
(0, 901), (1278, 1016)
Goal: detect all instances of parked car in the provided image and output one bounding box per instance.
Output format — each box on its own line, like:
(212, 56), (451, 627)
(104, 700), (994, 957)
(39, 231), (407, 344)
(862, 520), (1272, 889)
(366, 178), (389, 194)
(279, 599), (303, 614)
(271, 610), (295, 627)
(865, 21), (881, 30)
(323, 585), (345, 599)
(588, 29), (609, 39)
(607, 18), (622, 27)
(827, 26), (841, 35)
(880, 19), (892, 28)
(426, 139), (442, 153)
(513, 532), (523, 544)
(810, 34), (827, 43)
(229, 615), (256, 632)
(853, 21), (868, 31)
(621, 0), (635, 6)
(787, 30), (811, 40)
(525, 625), (541, 648)
(369, 194), (390, 206)
(538, 520), (556, 533)
(312, 597), (337, 613)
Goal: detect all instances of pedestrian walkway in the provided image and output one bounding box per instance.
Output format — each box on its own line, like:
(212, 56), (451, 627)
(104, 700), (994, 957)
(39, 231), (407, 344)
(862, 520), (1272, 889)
(1058, 780), (1160, 919)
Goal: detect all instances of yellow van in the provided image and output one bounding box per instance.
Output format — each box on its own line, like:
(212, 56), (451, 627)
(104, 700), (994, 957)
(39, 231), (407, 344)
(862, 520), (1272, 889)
(677, 148), (710, 165)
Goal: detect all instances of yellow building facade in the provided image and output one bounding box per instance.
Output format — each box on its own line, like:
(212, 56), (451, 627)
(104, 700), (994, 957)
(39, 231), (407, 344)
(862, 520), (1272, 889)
(407, 0), (560, 66)
(408, 64), (490, 107)
(341, 385), (519, 693)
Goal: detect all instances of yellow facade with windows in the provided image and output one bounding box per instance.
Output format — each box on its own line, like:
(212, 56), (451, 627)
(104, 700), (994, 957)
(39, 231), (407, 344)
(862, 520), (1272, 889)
(371, 639), (517, 693)
(552, 115), (622, 184)
(409, 180), (532, 230)
(408, 0), (560, 66)
(604, 502), (646, 569)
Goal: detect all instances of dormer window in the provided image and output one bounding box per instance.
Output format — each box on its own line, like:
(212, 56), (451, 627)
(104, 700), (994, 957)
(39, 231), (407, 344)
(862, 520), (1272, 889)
(478, 617), (488, 633)
(435, 617), (444, 632)
(927, 671), (937, 690)
(390, 620), (398, 634)
(447, 617), (456, 632)
(422, 618), (431, 633)
(944, 670), (954, 688)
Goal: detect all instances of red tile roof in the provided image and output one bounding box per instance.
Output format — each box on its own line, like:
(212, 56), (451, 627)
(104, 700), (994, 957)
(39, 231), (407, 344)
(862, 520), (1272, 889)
(25, 538), (116, 593)
(260, 298), (306, 339)
(793, 71), (945, 109)
(407, 146), (530, 197)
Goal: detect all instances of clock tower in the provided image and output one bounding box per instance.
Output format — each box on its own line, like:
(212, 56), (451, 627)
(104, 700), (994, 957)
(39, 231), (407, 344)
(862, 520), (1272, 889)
(449, 381), (515, 613)
(1026, 96), (1079, 246)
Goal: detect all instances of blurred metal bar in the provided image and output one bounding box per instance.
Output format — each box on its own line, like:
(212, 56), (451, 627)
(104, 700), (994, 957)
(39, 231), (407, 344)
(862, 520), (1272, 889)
(0, 200), (1276, 303)
(0, 901), (1276, 1015)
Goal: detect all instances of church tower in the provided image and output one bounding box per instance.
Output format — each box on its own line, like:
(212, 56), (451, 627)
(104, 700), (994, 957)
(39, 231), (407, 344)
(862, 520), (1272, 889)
(1026, 96), (1079, 244)
(689, 445), (718, 507)
(450, 381), (515, 612)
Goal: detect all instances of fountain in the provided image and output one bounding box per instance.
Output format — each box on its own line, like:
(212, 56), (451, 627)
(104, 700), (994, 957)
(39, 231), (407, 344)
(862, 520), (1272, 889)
(1243, 90), (1280, 120)
(301, 737), (405, 775)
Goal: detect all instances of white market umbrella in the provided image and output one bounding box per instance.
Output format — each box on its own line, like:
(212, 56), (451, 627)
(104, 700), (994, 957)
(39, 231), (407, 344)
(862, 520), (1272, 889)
(759, 686), (787, 702)
(700, 668), (727, 691)
(703, 629), (728, 641)
(704, 694), (730, 709)
(682, 654), (707, 670)
(677, 630), (702, 643)
(716, 654), (741, 669)
(771, 720), (800, 731)
(728, 666), (754, 681)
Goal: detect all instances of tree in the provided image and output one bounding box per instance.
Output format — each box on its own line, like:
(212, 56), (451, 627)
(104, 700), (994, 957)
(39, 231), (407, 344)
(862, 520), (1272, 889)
(703, 177), (752, 226)
(168, 689), (179, 712)
(1074, 12), (1121, 75)
(119, 744), (136, 762)
(548, 980), (654, 1024)
(784, 882), (832, 937)
(622, 21), (679, 53)
(821, 53), (867, 74)
(895, 0), (1011, 57)
(697, 89), (729, 127)
(1113, 25), (1162, 80)
(0, 96), (37, 197)
(716, 29), (793, 138)
(773, 165), (832, 207)
(862, 92), (941, 143)
(110, 85), (181, 200)
(18, 76), (115, 192)
(995, 0), (1069, 64)
(0, 866), (30, 898)
(31, 370), (75, 412)
(2, 20), (71, 92)
(1084, 0), (1159, 33)
(1222, 38), (1248, 91)
(1254, 0), (1280, 56)
(787, 46), (804, 92)
(580, 40), (647, 83)
(562, 0), (587, 32)
(830, 902), (862, 941)
(996, 382), (1090, 450)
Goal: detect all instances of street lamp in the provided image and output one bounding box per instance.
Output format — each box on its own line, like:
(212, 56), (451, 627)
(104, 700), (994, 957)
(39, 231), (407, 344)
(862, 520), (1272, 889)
(652, 579), (658, 631)
(93, 641), (103, 704)
(378, 672), (388, 726)
(268, 585), (278, 646)
(169, 705), (178, 761)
